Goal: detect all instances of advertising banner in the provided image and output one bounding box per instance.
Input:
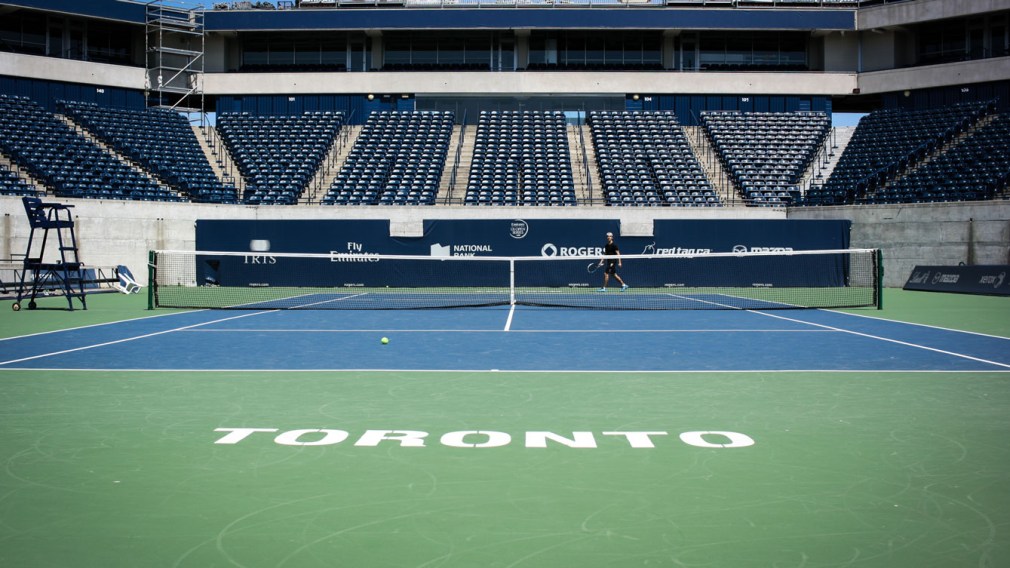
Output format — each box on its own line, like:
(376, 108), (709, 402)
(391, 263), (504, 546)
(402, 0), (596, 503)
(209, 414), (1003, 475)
(195, 219), (853, 289)
(904, 265), (1010, 296)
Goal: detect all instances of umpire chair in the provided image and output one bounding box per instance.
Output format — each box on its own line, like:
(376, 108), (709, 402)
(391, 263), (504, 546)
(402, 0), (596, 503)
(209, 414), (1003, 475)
(13, 196), (88, 311)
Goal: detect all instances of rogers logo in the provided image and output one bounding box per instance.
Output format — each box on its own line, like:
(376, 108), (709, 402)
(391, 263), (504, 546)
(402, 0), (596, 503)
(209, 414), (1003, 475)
(541, 243), (558, 257)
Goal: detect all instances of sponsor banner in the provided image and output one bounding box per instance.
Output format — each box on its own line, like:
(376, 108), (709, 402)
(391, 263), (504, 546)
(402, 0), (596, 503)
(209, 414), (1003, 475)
(904, 265), (1010, 296)
(195, 219), (853, 288)
(651, 219), (850, 254)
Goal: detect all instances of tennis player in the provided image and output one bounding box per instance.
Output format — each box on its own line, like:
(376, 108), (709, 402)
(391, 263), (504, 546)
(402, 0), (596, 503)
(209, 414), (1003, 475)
(598, 231), (629, 292)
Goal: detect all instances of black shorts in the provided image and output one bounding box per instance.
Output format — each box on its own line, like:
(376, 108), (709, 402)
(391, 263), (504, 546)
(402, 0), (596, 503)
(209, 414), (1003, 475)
(605, 261), (618, 275)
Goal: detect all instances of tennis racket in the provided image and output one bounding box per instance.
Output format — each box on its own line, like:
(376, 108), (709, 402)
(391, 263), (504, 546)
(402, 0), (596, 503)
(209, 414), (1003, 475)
(587, 261), (603, 274)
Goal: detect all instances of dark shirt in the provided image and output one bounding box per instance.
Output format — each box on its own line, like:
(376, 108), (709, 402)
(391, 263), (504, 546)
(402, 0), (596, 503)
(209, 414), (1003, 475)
(604, 241), (619, 257)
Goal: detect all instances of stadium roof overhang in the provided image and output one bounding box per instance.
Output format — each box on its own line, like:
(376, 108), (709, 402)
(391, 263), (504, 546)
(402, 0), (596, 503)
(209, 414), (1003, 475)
(206, 8), (855, 33)
(0, 0), (856, 32)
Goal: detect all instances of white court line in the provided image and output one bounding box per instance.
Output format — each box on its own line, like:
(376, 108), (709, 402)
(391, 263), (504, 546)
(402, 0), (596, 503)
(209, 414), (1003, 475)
(178, 328), (834, 333)
(504, 304), (516, 331)
(825, 308), (1010, 341)
(2, 367), (1007, 374)
(753, 310), (1010, 370)
(0, 310), (276, 367)
(0, 307), (210, 342)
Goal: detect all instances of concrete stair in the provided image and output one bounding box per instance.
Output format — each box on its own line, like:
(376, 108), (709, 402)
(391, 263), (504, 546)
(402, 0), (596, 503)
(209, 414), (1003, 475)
(684, 125), (737, 205)
(439, 124), (473, 205)
(568, 124), (595, 204)
(302, 124), (361, 204)
(0, 152), (48, 195)
(804, 126), (856, 190)
(192, 125), (242, 192)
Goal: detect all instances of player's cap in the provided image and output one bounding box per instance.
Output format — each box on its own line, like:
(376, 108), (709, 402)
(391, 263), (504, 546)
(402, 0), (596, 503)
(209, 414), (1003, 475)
(606, 232), (613, 237)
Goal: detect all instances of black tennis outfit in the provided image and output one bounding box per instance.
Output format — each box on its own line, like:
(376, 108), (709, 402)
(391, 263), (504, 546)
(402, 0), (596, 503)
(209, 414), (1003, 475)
(603, 241), (620, 274)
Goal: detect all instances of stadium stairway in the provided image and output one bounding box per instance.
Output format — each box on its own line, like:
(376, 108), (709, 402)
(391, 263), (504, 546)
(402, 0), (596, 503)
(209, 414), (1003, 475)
(302, 125), (361, 204)
(193, 125), (242, 197)
(805, 126), (856, 191)
(438, 123), (468, 205)
(0, 153), (47, 196)
(568, 124), (594, 204)
(683, 125), (736, 204)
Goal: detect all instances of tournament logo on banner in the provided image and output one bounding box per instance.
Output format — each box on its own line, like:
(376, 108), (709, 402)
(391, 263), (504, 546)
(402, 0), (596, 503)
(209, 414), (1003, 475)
(509, 220), (529, 239)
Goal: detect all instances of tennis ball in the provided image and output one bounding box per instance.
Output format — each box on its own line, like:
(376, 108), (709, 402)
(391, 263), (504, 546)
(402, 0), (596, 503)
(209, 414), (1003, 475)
(381, 337), (389, 345)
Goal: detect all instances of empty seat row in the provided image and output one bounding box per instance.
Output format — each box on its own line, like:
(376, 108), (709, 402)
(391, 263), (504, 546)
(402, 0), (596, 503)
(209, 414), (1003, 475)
(701, 110), (829, 207)
(323, 111), (453, 206)
(590, 110), (720, 207)
(465, 111), (576, 206)
(59, 100), (236, 204)
(0, 95), (180, 202)
(218, 110), (344, 205)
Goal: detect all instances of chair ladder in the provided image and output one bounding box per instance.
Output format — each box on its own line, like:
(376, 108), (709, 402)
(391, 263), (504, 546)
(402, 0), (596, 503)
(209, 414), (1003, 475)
(14, 199), (88, 311)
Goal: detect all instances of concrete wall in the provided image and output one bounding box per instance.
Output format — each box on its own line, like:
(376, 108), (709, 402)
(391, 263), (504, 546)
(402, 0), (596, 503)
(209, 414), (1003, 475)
(202, 70), (858, 97)
(858, 56), (1010, 95)
(0, 53), (146, 91)
(4, 196), (1008, 290)
(789, 200), (1010, 288)
(858, 0), (1010, 30)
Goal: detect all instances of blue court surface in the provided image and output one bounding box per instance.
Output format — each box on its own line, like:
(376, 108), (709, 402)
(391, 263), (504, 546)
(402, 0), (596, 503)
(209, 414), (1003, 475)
(2, 306), (1008, 372)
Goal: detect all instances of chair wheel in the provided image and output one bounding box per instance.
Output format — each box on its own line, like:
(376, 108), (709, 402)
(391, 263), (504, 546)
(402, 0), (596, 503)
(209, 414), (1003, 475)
(27, 300), (37, 310)
(11, 302), (20, 312)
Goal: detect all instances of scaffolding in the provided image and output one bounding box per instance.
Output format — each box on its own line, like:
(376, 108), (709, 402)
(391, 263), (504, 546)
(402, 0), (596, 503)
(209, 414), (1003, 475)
(145, 0), (205, 117)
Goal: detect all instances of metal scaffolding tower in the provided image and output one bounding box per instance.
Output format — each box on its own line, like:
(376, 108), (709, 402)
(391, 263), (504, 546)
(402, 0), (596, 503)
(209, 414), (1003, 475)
(145, 0), (205, 114)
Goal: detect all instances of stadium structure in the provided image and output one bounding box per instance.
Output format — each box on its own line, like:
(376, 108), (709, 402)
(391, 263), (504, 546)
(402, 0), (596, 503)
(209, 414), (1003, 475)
(0, 0), (1008, 288)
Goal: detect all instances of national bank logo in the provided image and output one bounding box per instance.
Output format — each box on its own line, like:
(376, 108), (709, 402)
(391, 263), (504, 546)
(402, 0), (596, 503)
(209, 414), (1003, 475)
(431, 243), (494, 257)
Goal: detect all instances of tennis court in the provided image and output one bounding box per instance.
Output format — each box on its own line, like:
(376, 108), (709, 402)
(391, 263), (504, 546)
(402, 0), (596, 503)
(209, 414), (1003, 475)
(1, 290), (1009, 567)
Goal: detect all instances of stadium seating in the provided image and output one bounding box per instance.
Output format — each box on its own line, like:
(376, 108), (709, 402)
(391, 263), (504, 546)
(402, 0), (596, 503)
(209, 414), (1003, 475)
(323, 111), (453, 206)
(0, 95), (179, 202)
(0, 165), (41, 197)
(802, 101), (994, 205)
(590, 111), (719, 207)
(217, 111), (344, 205)
(700, 110), (829, 207)
(464, 110), (576, 206)
(58, 101), (237, 204)
(865, 113), (1010, 204)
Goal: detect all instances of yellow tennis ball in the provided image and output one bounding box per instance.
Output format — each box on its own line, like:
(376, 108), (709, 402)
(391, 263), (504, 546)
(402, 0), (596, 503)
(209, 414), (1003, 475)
(381, 337), (389, 345)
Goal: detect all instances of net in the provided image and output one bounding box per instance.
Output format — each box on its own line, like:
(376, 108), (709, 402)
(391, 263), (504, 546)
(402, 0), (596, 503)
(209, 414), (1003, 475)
(149, 248), (881, 310)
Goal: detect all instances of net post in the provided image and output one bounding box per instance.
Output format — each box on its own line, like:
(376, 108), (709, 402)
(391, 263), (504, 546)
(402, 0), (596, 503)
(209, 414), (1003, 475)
(147, 250), (155, 310)
(875, 248), (884, 310)
(509, 258), (515, 306)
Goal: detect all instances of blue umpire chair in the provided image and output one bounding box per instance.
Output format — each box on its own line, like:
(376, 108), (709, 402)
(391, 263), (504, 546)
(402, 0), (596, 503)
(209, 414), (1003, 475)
(13, 196), (88, 311)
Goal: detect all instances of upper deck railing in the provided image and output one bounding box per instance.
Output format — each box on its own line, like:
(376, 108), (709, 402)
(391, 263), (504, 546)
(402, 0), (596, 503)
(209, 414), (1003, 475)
(216, 0), (912, 10)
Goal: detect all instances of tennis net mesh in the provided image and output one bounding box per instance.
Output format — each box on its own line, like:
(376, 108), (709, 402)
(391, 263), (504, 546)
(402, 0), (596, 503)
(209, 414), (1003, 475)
(149, 248), (881, 310)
